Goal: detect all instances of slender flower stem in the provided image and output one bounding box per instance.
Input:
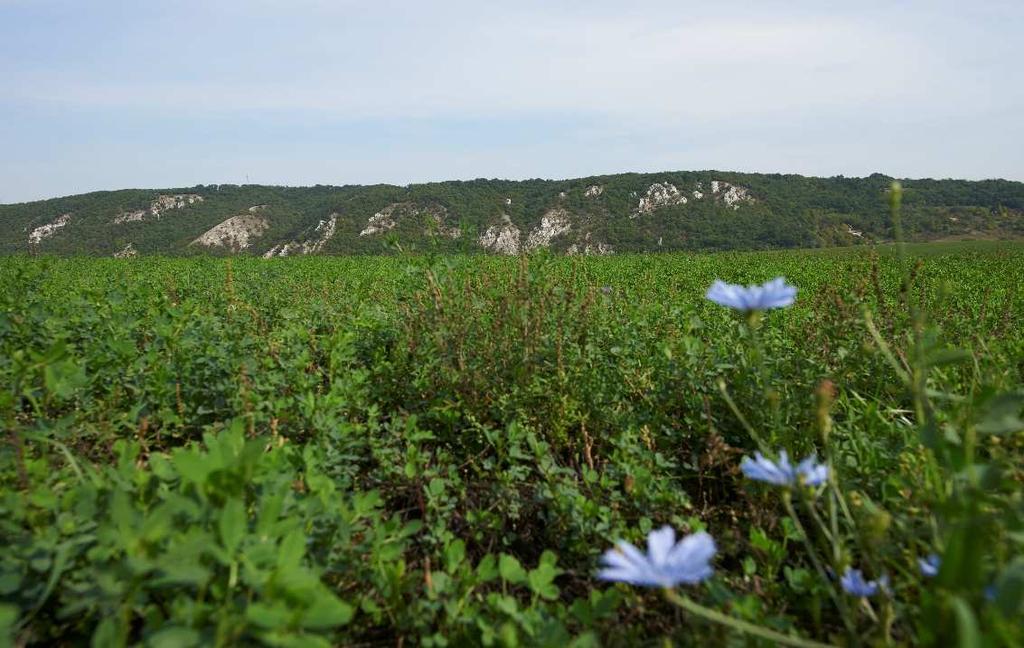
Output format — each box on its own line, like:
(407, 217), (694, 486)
(745, 315), (783, 437)
(663, 589), (837, 648)
(863, 310), (909, 386)
(802, 495), (836, 546)
(782, 493), (858, 643)
(716, 379), (767, 452)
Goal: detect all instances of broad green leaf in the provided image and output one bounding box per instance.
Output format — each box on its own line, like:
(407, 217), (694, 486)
(475, 554), (498, 582)
(498, 554), (527, 585)
(219, 498), (247, 556)
(301, 594), (354, 629)
(109, 489), (136, 542)
(257, 633), (332, 648)
(92, 616), (125, 648)
(528, 559), (562, 601)
(0, 604), (17, 648)
(922, 348), (972, 368)
(950, 596), (981, 648)
(976, 391), (1024, 435)
(147, 626), (201, 648)
(277, 530), (306, 571)
(172, 450), (212, 485)
(993, 558), (1024, 617)
(44, 357), (87, 399)
(444, 539), (466, 571)
(246, 601), (292, 630)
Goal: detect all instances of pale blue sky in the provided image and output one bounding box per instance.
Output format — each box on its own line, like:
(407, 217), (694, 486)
(2, 0), (1022, 203)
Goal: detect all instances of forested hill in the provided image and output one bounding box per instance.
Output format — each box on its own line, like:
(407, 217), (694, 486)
(2, 171), (1023, 257)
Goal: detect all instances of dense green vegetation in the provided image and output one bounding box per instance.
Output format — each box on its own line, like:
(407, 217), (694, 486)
(2, 171), (1022, 256)
(2, 236), (1023, 645)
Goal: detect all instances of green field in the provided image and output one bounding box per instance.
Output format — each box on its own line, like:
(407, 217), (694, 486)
(2, 241), (1023, 646)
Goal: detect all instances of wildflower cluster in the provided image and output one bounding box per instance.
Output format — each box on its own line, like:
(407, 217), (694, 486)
(596, 275), (982, 645)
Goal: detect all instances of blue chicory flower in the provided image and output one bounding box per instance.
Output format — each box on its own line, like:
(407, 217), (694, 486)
(706, 277), (797, 311)
(841, 568), (888, 597)
(740, 450), (829, 487)
(918, 554), (940, 578)
(984, 584), (997, 602)
(598, 526), (716, 588)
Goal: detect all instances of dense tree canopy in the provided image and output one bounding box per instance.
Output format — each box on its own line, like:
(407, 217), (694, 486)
(1, 171), (1021, 256)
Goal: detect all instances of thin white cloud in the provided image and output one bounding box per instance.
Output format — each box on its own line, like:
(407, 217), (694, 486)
(3, 6), (966, 121)
(1, 0), (1022, 201)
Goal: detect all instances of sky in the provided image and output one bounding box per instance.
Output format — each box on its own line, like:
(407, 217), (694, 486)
(1, 0), (1022, 203)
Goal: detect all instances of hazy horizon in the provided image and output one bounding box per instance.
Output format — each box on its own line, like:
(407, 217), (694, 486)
(3, 0), (1022, 203)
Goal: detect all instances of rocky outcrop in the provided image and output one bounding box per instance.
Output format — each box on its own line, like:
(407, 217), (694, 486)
(567, 232), (613, 255)
(524, 208), (572, 251)
(478, 217), (521, 255)
(193, 214), (269, 251)
(360, 208), (399, 237)
(631, 180), (754, 216)
(359, 203), (458, 238)
(263, 215), (338, 258)
(113, 210), (147, 224)
(113, 243), (138, 258)
(710, 181), (754, 209)
(634, 183), (687, 217)
(584, 185), (604, 198)
(114, 194), (204, 224)
(28, 214), (71, 244)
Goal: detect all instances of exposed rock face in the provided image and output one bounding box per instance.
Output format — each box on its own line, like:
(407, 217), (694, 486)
(264, 215), (338, 258)
(113, 243), (138, 258)
(631, 180), (753, 216)
(359, 203), (458, 238)
(845, 224), (863, 238)
(567, 232), (613, 255)
(478, 219), (521, 255)
(114, 194), (204, 224)
(193, 214), (269, 251)
(525, 208), (572, 251)
(710, 181), (754, 209)
(114, 210), (147, 224)
(156, 194), (202, 211)
(248, 204), (268, 213)
(634, 183), (687, 217)
(584, 185), (604, 198)
(29, 214), (71, 244)
(360, 208), (399, 237)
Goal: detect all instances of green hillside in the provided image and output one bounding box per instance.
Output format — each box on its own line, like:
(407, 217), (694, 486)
(2, 171), (1023, 256)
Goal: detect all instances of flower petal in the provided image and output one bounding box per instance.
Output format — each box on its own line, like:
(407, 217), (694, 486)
(646, 526), (676, 566)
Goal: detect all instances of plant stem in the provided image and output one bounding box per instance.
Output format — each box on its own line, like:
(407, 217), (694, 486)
(746, 314), (783, 439)
(716, 379), (766, 452)
(782, 493), (859, 643)
(663, 589), (837, 648)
